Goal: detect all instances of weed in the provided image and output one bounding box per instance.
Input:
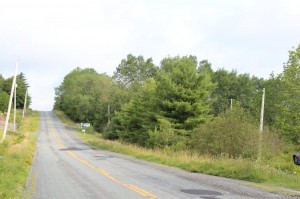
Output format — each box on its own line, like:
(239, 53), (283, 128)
(0, 110), (39, 199)
(57, 111), (300, 190)
(76, 131), (300, 190)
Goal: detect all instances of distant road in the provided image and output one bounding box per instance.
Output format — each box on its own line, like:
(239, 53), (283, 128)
(26, 111), (293, 199)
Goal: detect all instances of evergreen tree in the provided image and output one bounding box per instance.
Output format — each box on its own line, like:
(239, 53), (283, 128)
(1, 73), (31, 109)
(110, 78), (157, 145)
(156, 56), (216, 136)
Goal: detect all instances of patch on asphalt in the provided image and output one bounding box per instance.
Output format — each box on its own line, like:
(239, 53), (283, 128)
(94, 155), (114, 160)
(180, 189), (223, 198)
(59, 147), (89, 151)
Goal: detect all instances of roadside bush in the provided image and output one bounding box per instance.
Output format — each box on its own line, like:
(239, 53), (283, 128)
(191, 107), (280, 159)
(14, 134), (25, 144)
(147, 119), (186, 151)
(260, 127), (281, 160)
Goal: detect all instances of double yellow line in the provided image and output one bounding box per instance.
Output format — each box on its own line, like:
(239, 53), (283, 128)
(48, 118), (157, 199)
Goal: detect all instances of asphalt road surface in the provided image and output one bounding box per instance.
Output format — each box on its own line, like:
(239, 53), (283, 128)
(26, 111), (296, 199)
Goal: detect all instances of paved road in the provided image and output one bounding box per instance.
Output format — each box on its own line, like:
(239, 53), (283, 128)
(26, 111), (295, 199)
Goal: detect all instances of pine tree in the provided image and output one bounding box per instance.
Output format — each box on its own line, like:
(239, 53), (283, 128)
(111, 78), (157, 146)
(156, 56), (216, 136)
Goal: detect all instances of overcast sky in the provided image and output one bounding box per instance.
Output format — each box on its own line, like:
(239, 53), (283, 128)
(1, 0), (300, 111)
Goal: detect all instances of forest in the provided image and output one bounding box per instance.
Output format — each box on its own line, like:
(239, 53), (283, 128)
(54, 45), (300, 160)
(0, 73), (31, 113)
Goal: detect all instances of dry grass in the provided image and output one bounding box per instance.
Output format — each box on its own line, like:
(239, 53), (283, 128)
(76, 131), (300, 190)
(54, 111), (300, 191)
(53, 110), (78, 126)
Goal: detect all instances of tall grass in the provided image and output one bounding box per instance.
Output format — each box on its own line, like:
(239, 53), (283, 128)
(77, 132), (300, 190)
(54, 110), (78, 126)
(0, 110), (39, 199)
(55, 111), (300, 191)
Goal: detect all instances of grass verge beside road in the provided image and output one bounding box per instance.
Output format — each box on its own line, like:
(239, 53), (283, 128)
(54, 110), (77, 126)
(0, 110), (39, 199)
(77, 132), (300, 191)
(55, 110), (300, 193)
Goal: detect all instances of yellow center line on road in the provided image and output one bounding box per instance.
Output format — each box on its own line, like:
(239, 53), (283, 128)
(47, 118), (157, 199)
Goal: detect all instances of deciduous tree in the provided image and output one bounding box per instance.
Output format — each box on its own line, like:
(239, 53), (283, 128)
(276, 45), (300, 143)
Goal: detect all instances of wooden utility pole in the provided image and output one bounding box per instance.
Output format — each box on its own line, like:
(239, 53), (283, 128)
(107, 105), (111, 125)
(13, 83), (17, 131)
(22, 90), (28, 119)
(258, 88), (265, 160)
(1, 60), (18, 143)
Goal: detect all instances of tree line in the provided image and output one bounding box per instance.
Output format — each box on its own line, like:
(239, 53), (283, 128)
(54, 45), (300, 158)
(0, 73), (31, 113)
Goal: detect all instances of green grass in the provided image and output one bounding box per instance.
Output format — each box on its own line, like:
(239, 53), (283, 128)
(76, 132), (300, 190)
(0, 110), (39, 199)
(53, 110), (78, 127)
(55, 111), (300, 193)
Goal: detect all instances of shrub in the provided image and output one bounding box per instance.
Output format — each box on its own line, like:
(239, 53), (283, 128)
(191, 107), (280, 159)
(147, 119), (186, 151)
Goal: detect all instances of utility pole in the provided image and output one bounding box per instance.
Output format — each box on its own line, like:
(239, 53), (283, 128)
(13, 83), (17, 131)
(22, 90), (28, 119)
(258, 88), (265, 160)
(230, 99), (233, 110)
(1, 60), (18, 143)
(107, 105), (111, 125)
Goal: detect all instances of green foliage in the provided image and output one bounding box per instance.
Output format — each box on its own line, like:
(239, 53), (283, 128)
(147, 118), (186, 151)
(0, 75), (4, 92)
(54, 68), (98, 121)
(0, 73), (31, 111)
(156, 56), (216, 133)
(16, 73), (31, 108)
(14, 134), (25, 144)
(263, 73), (282, 126)
(0, 92), (9, 112)
(112, 54), (158, 107)
(191, 107), (279, 159)
(110, 78), (157, 145)
(211, 69), (264, 117)
(113, 54), (158, 89)
(54, 48), (300, 149)
(53, 45), (300, 189)
(54, 67), (125, 132)
(0, 111), (39, 199)
(111, 56), (216, 146)
(76, 130), (300, 190)
(54, 110), (78, 126)
(275, 44), (300, 143)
